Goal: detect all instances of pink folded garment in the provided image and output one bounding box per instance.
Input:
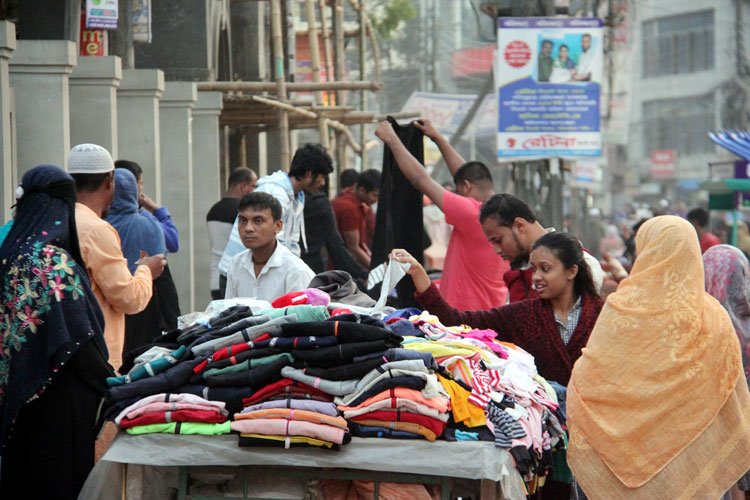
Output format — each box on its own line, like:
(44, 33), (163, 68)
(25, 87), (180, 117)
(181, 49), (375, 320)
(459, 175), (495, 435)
(114, 393), (227, 426)
(126, 402), (225, 421)
(230, 419), (347, 444)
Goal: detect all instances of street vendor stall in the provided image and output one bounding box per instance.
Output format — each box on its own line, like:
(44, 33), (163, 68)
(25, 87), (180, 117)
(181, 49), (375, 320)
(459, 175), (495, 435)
(79, 260), (568, 500)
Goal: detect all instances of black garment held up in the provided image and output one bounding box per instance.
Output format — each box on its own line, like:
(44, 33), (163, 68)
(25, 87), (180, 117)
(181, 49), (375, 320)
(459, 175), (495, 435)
(370, 116), (424, 309)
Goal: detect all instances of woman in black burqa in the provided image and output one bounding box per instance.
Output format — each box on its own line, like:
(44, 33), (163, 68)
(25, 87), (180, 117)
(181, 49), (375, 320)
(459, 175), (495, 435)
(0, 165), (113, 499)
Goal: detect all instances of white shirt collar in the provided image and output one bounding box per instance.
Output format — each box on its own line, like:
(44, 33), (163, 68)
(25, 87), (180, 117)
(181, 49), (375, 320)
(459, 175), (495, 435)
(242, 239), (285, 278)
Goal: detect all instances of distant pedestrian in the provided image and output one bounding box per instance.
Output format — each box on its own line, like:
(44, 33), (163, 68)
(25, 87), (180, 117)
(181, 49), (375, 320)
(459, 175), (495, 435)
(332, 169), (381, 268)
(302, 185), (368, 280)
(206, 166), (257, 300)
(115, 159), (180, 253)
(106, 168), (181, 356)
(687, 207), (722, 253)
(339, 168), (359, 193)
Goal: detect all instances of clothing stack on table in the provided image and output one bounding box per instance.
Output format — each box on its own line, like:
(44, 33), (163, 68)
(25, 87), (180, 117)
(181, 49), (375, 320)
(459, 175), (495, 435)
(393, 309), (568, 494)
(226, 315), (408, 449)
(100, 280), (570, 497)
(103, 304), (329, 430)
(113, 393), (231, 436)
(233, 389), (349, 450)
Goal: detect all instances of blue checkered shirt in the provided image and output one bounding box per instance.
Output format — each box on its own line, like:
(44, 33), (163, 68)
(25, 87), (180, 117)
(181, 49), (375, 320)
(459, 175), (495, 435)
(554, 296), (582, 345)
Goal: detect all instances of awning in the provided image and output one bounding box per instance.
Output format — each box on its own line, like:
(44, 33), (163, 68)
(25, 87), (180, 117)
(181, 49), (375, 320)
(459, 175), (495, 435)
(708, 130), (750, 159)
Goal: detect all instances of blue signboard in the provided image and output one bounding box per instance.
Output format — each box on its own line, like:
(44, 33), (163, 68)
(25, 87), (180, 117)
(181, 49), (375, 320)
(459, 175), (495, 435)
(496, 18), (603, 158)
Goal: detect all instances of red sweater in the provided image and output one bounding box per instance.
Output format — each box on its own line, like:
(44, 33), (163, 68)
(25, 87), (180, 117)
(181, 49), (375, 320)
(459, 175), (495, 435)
(415, 284), (603, 386)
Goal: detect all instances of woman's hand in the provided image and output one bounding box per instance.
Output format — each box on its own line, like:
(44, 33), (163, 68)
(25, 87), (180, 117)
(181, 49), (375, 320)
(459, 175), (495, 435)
(390, 249), (431, 293)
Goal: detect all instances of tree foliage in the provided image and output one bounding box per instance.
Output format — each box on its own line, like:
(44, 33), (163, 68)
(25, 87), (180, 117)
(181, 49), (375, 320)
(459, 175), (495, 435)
(371, 0), (416, 41)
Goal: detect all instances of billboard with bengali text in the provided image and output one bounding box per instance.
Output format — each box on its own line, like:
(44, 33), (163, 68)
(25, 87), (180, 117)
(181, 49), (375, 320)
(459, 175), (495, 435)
(496, 17), (603, 158)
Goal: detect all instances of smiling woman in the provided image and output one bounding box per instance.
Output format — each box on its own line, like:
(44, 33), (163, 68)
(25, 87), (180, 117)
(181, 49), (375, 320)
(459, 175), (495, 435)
(392, 233), (603, 499)
(391, 230), (603, 387)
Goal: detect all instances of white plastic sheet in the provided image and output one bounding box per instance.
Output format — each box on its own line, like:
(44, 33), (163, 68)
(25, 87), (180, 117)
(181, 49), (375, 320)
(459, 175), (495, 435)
(79, 434), (527, 499)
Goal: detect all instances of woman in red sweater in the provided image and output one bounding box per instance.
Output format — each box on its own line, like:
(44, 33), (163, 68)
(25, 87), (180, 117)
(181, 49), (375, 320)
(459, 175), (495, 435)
(392, 231), (603, 387)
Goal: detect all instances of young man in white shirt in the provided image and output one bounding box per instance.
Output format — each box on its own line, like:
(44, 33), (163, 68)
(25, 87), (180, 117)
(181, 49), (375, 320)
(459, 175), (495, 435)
(225, 192), (315, 302)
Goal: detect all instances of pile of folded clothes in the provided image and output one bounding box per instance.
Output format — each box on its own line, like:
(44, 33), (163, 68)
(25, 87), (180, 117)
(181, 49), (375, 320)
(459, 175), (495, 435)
(113, 393), (231, 436)
(385, 309), (568, 492)
(232, 379), (349, 450)
(103, 280), (567, 495)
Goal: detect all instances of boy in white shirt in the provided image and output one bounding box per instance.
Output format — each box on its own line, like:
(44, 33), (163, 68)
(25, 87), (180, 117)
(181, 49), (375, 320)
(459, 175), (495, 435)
(225, 192), (315, 301)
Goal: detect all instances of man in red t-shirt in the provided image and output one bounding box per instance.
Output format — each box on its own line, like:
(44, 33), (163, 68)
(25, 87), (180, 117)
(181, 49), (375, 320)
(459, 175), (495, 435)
(375, 119), (510, 310)
(331, 169), (381, 268)
(687, 207), (722, 253)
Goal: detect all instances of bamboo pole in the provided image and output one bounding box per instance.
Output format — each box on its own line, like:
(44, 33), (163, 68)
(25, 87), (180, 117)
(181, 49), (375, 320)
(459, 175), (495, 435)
(196, 80), (382, 92)
(318, 0), (335, 101)
(334, 0), (347, 169)
(251, 95), (318, 119)
(326, 118), (362, 153)
(358, 0), (367, 168)
(270, 0), (290, 169)
(346, 0), (382, 85)
(304, 0), (330, 151)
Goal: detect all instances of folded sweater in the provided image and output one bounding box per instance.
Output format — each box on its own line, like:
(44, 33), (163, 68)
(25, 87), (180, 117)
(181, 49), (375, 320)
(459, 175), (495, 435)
(234, 407), (348, 430)
(338, 387), (450, 414)
(349, 410), (446, 436)
(192, 315), (298, 357)
(125, 421), (231, 435)
(230, 419), (348, 444)
(113, 392), (227, 426)
(120, 409), (228, 429)
(240, 399), (339, 417)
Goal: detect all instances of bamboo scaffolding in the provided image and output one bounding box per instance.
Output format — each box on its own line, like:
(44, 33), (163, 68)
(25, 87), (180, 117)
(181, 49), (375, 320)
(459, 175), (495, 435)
(304, 0), (330, 151)
(334, 0), (346, 169)
(196, 80), (382, 92)
(346, 0), (382, 85)
(326, 118), (361, 153)
(270, 0), (290, 169)
(250, 95), (318, 119)
(358, 0), (367, 167)
(318, 0), (335, 96)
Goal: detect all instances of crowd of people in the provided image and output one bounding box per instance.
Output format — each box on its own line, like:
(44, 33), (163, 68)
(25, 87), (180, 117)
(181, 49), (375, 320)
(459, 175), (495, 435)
(0, 117), (749, 500)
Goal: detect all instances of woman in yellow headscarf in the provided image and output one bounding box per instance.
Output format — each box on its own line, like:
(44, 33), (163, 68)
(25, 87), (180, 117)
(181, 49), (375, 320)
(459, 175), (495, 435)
(567, 215), (750, 499)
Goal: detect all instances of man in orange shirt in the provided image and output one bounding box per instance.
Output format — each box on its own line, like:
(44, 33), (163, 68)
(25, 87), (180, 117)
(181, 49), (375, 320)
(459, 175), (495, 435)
(68, 144), (166, 372)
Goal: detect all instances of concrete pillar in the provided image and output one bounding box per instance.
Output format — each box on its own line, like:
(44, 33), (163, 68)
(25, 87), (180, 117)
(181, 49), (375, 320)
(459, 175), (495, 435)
(0, 22), (15, 223)
(192, 91), (223, 311)
(159, 82), (197, 312)
(9, 40), (76, 176)
(117, 69), (164, 202)
(70, 55), (122, 158)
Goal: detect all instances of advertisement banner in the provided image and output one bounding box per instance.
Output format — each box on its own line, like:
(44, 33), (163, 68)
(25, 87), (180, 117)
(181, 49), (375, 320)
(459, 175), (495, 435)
(86, 0), (118, 29)
(402, 91), (496, 138)
(570, 159), (600, 189)
(650, 149), (676, 179)
(80, 11), (105, 56)
(132, 0), (152, 43)
(496, 17), (603, 158)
